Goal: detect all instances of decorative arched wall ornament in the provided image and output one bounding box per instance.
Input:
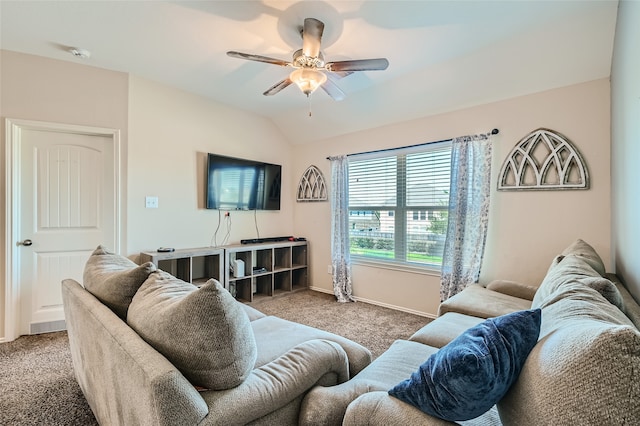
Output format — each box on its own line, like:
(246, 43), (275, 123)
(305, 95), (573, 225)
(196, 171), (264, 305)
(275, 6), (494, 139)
(297, 165), (328, 201)
(498, 128), (589, 191)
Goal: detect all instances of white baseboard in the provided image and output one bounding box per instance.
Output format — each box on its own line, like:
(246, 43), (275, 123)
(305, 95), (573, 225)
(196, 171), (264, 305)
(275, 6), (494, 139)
(308, 286), (436, 319)
(31, 320), (66, 335)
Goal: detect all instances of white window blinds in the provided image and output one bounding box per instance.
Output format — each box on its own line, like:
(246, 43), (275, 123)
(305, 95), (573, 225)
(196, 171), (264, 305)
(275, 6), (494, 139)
(348, 141), (452, 269)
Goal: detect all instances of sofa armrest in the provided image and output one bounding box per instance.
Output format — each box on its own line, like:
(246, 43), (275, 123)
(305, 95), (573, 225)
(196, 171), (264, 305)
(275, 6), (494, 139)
(239, 302), (266, 321)
(343, 392), (455, 425)
(438, 284), (532, 318)
(62, 279), (209, 426)
(486, 280), (538, 301)
(199, 339), (349, 426)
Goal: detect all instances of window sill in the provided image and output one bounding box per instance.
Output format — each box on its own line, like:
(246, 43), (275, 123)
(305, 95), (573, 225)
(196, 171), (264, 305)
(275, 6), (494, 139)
(351, 258), (441, 277)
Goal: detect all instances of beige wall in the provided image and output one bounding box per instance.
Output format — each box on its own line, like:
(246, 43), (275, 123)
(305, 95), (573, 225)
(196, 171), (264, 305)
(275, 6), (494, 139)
(0, 50), (129, 340)
(126, 76), (294, 257)
(0, 48), (617, 334)
(0, 51), (294, 341)
(611, 0), (640, 303)
(293, 79), (611, 316)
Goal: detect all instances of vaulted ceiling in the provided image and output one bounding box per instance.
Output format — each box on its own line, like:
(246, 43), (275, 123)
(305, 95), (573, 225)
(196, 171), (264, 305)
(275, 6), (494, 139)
(0, 1), (618, 144)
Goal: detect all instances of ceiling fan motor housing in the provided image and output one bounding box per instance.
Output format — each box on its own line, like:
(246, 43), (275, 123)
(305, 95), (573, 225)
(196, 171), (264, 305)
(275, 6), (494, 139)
(292, 49), (325, 69)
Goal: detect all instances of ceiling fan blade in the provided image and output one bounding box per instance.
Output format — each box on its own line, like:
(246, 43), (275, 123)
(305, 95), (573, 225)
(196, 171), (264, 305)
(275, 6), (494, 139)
(263, 78), (293, 96)
(326, 70), (354, 83)
(227, 51), (290, 67)
(320, 79), (346, 101)
(302, 18), (324, 58)
(326, 58), (389, 72)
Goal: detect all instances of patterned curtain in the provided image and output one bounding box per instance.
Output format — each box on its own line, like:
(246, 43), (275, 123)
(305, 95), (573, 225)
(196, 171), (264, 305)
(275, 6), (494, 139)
(329, 155), (355, 302)
(440, 134), (493, 301)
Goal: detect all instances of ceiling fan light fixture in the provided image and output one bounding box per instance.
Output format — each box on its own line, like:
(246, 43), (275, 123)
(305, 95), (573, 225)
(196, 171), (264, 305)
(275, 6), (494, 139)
(228, 18), (388, 101)
(289, 68), (327, 96)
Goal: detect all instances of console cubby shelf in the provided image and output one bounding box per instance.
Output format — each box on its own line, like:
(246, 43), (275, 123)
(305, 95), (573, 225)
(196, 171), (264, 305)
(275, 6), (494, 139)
(224, 241), (309, 303)
(139, 247), (225, 287)
(139, 241), (308, 303)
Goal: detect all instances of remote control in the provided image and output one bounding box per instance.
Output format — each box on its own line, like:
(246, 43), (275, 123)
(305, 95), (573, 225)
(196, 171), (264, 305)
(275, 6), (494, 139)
(157, 247), (175, 252)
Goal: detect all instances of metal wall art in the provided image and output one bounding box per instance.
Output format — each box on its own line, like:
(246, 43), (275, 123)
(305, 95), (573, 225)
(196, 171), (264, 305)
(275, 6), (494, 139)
(297, 165), (328, 201)
(498, 128), (589, 191)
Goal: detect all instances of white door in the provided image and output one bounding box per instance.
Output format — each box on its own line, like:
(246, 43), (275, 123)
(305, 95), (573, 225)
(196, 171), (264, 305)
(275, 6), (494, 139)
(5, 119), (120, 339)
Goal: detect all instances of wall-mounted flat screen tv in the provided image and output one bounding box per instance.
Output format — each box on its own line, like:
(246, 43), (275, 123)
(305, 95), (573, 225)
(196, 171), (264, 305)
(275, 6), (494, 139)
(206, 153), (281, 210)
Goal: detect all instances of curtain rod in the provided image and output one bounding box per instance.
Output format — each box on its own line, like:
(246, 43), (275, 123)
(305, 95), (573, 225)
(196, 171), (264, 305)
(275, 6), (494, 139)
(326, 128), (499, 159)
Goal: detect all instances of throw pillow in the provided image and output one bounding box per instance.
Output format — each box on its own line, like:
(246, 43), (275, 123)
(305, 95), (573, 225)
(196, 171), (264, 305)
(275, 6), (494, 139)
(127, 271), (257, 390)
(388, 309), (542, 422)
(83, 245), (156, 319)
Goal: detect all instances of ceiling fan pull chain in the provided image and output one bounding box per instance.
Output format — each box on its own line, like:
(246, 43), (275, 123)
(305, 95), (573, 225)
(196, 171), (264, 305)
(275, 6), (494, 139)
(308, 95), (312, 117)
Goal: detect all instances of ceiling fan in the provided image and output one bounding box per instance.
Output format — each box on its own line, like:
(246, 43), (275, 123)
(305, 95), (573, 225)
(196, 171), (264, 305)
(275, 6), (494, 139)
(227, 18), (389, 101)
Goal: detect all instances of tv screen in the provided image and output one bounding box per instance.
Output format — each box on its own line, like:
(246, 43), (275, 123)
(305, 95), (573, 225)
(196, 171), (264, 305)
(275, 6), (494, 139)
(206, 154), (281, 210)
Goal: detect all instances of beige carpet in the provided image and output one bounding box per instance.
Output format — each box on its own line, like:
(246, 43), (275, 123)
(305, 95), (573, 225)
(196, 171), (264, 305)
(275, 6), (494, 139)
(0, 290), (431, 425)
(0, 331), (98, 425)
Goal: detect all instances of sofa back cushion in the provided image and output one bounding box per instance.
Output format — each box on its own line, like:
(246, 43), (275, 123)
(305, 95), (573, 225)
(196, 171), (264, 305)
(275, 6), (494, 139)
(83, 245), (156, 319)
(559, 238), (606, 276)
(498, 284), (640, 425)
(532, 255), (623, 311)
(127, 271), (257, 390)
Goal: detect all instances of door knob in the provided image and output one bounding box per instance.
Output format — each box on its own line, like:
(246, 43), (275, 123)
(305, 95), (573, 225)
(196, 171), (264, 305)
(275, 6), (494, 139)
(18, 239), (33, 246)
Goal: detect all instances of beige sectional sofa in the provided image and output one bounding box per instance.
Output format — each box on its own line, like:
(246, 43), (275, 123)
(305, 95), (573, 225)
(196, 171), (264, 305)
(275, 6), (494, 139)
(62, 246), (372, 426)
(301, 240), (640, 425)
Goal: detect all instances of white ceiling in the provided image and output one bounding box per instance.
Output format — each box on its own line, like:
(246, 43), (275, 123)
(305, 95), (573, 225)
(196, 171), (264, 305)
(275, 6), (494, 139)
(0, 1), (618, 144)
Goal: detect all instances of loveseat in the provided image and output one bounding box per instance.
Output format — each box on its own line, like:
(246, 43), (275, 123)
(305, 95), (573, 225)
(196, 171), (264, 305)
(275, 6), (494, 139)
(61, 246), (372, 426)
(300, 239), (640, 425)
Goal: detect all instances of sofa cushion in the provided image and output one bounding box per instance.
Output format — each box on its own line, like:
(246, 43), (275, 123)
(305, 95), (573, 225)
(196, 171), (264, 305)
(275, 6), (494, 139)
(83, 245), (156, 319)
(498, 284), (640, 425)
(300, 340), (439, 426)
(560, 238), (606, 276)
(343, 392), (502, 426)
(250, 315), (372, 377)
(532, 255), (623, 311)
(408, 312), (484, 348)
(388, 309), (541, 422)
(241, 303), (267, 321)
(127, 271), (257, 390)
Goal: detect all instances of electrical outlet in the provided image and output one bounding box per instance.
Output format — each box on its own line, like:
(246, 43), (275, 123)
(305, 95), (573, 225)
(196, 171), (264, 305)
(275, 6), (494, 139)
(145, 196), (159, 209)
(327, 265), (332, 274)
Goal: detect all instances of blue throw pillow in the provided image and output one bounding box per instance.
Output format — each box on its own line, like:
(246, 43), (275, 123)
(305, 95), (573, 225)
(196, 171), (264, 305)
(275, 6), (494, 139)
(389, 308), (541, 421)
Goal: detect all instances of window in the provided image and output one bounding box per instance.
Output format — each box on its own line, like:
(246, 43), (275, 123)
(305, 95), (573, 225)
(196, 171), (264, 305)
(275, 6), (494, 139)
(348, 141), (451, 269)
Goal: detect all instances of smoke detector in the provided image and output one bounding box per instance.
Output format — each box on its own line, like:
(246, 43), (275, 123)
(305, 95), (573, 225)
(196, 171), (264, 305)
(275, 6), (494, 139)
(69, 48), (91, 59)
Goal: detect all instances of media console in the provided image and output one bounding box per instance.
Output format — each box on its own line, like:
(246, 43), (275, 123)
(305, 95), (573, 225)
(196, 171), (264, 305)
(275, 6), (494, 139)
(140, 240), (308, 304)
(225, 240), (308, 303)
(140, 247), (224, 286)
